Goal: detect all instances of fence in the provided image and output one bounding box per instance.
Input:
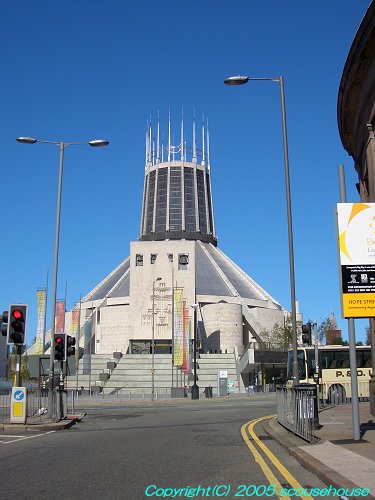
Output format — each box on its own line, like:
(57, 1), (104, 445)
(276, 385), (318, 443)
(67, 387), (184, 402)
(0, 387), (76, 424)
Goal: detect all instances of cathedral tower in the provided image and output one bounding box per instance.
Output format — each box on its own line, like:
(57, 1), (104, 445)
(140, 113), (217, 245)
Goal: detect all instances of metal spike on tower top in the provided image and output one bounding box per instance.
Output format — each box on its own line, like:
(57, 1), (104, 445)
(201, 114), (206, 166)
(140, 110), (216, 245)
(207, 118), (210, 168)
(192, 110), (197, 163)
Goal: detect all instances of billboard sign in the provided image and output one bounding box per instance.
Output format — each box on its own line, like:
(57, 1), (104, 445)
(337, 202), (375, 318)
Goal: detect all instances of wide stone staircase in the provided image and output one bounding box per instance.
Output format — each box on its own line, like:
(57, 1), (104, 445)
(66, 352), (243, 397)
(65, 354), (118, 393)
(102, 354), (174, 396)
(197, 353), (243, 394)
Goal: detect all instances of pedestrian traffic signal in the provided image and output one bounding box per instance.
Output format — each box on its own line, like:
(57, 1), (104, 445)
(1, 310), (8, 337)
(302, 322), (312, 345)
(54, 333), (66, 361)
(7, 304), (27, 345)
(66, 335), (76, 357)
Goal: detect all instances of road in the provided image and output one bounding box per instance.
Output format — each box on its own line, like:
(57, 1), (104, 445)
(0, 395), (341, 499)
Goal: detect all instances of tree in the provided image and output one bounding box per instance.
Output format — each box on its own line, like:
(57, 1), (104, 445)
(260, 316), (296, 350)
(317, 315), (338, 344)
(331, 336), (349, 346)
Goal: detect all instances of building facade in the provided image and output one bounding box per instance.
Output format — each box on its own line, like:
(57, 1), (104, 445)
(37, 114), (290, 363)
(337, 0), (375, 415)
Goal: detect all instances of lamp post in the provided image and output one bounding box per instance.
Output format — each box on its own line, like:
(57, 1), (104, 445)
(190, 303), (199, 399)
(224, 75), (299, 385)
(16, 136), (109, 418)
(152, 277), (162, 402)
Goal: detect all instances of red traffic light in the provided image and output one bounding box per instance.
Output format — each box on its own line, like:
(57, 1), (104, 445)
(54, 333), (66, 361)
(12, 309), (23, 320)
(7, 304), (27, 345)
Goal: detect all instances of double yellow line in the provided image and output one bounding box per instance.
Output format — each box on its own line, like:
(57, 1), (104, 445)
(241, 415), (314, 500)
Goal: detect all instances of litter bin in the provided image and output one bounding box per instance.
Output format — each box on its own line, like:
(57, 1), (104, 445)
(204, 386), (213, 398)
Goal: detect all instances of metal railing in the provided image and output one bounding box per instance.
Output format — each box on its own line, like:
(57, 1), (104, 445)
(0, 387), (75, 424)
(276, 385), (318, 443)
(68, 387), (182, 402)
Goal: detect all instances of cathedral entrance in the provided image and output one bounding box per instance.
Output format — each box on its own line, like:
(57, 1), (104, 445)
(130, 340), (172, 354)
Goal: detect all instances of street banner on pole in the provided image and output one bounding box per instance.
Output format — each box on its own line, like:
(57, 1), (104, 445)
(182, 303), (190, 372)
(35, 289), (47, 354)
(71, 308), (81, 369)
(337, 202), (375, 318)
(82, 317), (92, 375)
(173, 288), (184, 367)
(55, 300), (65, 333)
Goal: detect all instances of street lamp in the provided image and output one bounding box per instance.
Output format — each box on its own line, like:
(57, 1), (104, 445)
(190, 303), (199, 399)
(224, 75), (299, 385)
(152, 277), (162, 401)
(16, 136), (109, 418)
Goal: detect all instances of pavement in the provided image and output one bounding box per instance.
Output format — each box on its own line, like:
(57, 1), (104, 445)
(0, 413), (85, 432)
(263, 402), (375, 499)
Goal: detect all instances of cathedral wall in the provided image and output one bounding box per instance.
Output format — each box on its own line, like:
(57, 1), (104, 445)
(129, 240), (196, 343)
(97, 304), (130, 354)
(250, 307), (287, 334)
(201, 303), (243, 353)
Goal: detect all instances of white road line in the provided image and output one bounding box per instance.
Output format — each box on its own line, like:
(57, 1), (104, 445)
(2, 431), (56, 444)
(0, 435), (26, 438)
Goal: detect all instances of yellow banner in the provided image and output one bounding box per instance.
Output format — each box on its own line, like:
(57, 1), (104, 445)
(342, 293), (375, 318)
(35, 289), (47, 354)
(71, 309), (80, 334)
(173, 288), (184, 367)
(36, 289), (47, 337)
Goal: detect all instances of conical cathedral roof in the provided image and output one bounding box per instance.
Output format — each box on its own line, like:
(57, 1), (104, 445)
(82, 241), (281, 309)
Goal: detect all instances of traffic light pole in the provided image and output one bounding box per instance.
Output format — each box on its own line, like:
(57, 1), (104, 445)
(48, 142), (65, 420)
(15, 345), (22, 387)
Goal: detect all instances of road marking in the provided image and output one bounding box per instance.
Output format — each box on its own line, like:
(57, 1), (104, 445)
(241, 415), (314, 500)
(2, 431), (56, 444)
(241, 420), (286, 499)
(0, 435), (26, 438)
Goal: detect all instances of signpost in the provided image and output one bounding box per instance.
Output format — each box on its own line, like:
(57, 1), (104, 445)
(217, 370), (228, 396)
(337, 202), (375, 317)
(336, 189), (375, 441)
(10, 387), (27, 424)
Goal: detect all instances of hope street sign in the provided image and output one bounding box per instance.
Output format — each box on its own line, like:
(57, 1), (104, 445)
(337, 203), (375, 318)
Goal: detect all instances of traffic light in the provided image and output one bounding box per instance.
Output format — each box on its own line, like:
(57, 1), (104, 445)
(1, 310), (8, 337)
(66, 335), (76, 357)
(302, 322), (312, 345)
(7, 304), (27, 345)
(54, 333), (66, 361)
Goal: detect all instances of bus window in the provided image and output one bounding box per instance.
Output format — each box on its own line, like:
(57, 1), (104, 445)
(321, 351), (334, 369)
(287, 350), (306, 381)
(356, 351), (363, 368)
(306, 350), (315, 378)
(287, 351), (293, 380)
(298, 350), (306, 380)
(335, 350), (349, 368)
(363, 349), (372, 368)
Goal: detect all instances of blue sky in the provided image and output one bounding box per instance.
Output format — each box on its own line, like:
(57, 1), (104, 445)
(0, 0), (371, 345)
